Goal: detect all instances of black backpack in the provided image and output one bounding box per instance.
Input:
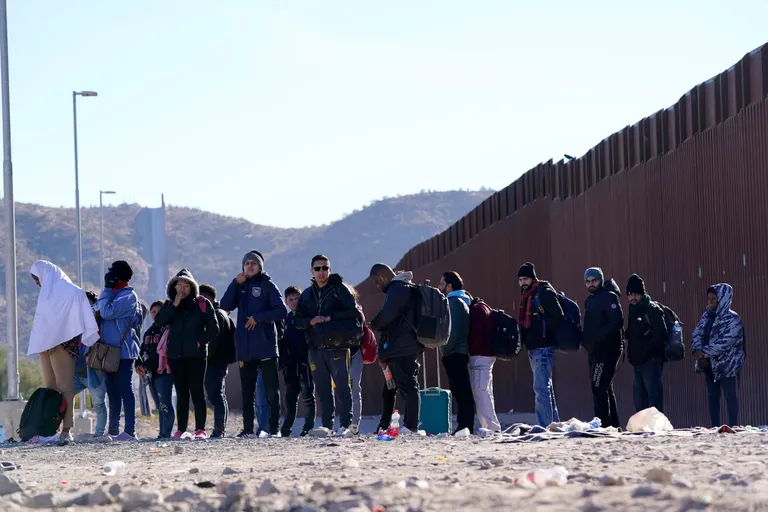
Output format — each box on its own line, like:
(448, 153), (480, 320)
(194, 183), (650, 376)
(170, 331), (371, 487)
(407, 280), (451, 348)
(17, 388), (66, 441)
(490, 309), (522, 361)
(652, 302), (684, 362)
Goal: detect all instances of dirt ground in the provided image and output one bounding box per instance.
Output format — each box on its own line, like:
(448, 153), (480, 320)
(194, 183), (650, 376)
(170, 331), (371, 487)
(1, 419), (767, 511)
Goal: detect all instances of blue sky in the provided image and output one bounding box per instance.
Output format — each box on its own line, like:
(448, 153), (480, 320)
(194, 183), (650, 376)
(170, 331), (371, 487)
(2, 1), (766, 228)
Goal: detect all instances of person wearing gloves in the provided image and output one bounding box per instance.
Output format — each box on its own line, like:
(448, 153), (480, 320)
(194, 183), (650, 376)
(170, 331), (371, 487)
(28, 260), (100, 445)
(155, 269), (220, 440)
(95, 260), (144, 441)
(220, 251), (286, 438)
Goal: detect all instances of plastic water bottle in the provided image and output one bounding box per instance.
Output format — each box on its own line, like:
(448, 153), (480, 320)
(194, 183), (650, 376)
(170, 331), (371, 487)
(673, 321), (682, 334)
(0, 424), (6, 443)
(382, 365), (396, 390)
(513, 466), (568, 488)
(102, 461), (126, 476)
(388, 410), (401, 438)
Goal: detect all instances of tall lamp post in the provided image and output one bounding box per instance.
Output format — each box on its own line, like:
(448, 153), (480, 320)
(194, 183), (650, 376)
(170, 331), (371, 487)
(99, 190), (116, 281)
(1, 0), (19, 400)
(72, 90), (98, 287)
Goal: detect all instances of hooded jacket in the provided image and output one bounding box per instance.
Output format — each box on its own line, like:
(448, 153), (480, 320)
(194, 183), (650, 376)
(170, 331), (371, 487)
(625, 296), (667, 366)
(370, 271), (422, 360)
(691, 283), (745, 381)
(96, 285), (143, 360)
(154, 269), (220, 359)
(220, 272), (285, 361)
(294, 273), (362, 350)
(442, 290), (471, 357)
(583, 278), (624, 355)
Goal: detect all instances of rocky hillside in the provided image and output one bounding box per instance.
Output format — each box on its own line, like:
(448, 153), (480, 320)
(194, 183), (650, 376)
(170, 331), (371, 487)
(0, 189), (492, 353)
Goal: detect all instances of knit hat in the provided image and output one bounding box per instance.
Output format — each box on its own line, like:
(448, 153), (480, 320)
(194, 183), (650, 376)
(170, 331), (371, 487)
(517, 262), (537, 280)
(626, 274), (646, 296)
(242, 251), (264, 271)
(109, 260), (133, 282)
(584, 267), (604, 283)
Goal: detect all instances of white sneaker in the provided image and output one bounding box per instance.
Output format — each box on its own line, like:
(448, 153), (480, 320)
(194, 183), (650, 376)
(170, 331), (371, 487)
(336, 427), (353, 438)
(309, 427), (332, 438)
(258, 431), (271, 438)
(399, 427), (426, 436)
(350, 424), (359, 435)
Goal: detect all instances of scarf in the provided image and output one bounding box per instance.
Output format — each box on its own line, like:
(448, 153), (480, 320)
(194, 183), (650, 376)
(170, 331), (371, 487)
(628, 295), (651, 316)
(518, 281), (540, 329)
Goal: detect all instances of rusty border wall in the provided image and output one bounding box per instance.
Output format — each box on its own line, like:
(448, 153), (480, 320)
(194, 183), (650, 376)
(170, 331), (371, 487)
(356, 43), (768, 428)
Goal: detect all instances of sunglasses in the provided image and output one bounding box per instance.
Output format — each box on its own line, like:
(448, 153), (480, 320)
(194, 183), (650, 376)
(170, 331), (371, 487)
(313, 265), (329, 272)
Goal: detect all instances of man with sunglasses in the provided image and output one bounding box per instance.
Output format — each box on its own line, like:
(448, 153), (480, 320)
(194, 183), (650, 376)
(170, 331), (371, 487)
(294, 255), (362, 437)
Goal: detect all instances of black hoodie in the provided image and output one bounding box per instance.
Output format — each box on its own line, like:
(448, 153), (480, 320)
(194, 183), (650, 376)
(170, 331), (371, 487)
(582, 278), (624, 355)
(207, 300), (237, 365)
(294, 273), (362, 350)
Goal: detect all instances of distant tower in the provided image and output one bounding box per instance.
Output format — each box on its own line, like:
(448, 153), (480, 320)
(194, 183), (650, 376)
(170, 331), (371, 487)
(133, 195), (170, 301)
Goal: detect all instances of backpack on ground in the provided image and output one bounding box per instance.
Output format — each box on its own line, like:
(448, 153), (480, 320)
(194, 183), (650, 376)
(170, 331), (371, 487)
(469, 298), (521, 361)
(534, 288), (583, 352)
(652, 302), (684, 362)
(17, 387), (66, 441)
(408, 280), (451, 348)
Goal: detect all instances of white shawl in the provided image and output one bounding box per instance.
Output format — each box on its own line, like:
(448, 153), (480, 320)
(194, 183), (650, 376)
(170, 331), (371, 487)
(27, 260), (100, 356)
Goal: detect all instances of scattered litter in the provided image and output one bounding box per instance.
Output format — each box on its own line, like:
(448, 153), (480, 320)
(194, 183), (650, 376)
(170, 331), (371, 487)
(454, 428), (470, 438)
(626, 408), (673, 433)
(0, 461), (17, 472)
(194, 481), (215, 489)
(103, 461), (126, 477)
(512, 466), (568, 488)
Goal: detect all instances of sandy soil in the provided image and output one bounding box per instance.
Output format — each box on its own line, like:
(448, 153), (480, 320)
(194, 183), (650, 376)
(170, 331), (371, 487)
(1, 422), (767, 511)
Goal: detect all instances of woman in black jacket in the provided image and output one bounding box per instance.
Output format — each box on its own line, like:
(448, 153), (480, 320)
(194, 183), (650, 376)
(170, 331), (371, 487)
(154, 269), (219, 440)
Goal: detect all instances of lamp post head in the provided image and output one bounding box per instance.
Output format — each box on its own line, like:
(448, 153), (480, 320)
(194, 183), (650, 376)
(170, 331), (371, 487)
(101, 190), (116, 195)
(75, 91), (98, 97)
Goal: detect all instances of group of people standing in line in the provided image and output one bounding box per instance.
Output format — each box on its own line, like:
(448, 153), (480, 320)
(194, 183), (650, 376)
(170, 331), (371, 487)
(26, 252), (746, 446)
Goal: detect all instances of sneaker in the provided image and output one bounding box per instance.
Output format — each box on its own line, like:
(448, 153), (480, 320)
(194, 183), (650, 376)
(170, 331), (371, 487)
(209, 430), (225, 439)
(401, 427), (427, 437)
(258, 431), (271, 439)
(173, 431), (192, 440)
(336, 427), (353, 438)
(309, 427), (332, 438)
(236, 430), (256, 439)
(114, 432), (138, 441)
(299, 430), (310, 437)
(58, 431), (74, 446)
(350, 424), (359, 435)
(280, 430), (292, 438)
(94, 435), (112, 443)
(193, 429), (207, 440)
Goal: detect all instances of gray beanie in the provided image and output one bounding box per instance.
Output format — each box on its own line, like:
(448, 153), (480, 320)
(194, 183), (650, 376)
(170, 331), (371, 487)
(584, 267), (604, 283)
(242, 251), (264, 271)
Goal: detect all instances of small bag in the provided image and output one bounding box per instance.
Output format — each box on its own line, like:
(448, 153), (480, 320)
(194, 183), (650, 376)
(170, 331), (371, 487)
(87, 319), (133, 373)
(310, 318), (364, 350)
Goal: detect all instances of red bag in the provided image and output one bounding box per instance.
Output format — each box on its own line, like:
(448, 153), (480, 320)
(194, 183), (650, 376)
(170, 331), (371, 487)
(358, 307), (378, 364)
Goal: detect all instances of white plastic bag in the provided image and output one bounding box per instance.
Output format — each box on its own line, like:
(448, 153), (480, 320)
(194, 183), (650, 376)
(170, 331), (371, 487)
(626, 407), (673, 433)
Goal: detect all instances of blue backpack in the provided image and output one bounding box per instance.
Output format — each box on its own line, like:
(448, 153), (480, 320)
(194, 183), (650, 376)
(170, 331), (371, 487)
(533, 288), (583, 352)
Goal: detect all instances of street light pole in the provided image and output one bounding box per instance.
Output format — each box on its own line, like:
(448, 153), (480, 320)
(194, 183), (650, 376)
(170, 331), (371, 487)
(0, 0), (20, 400)
(99, 190), (115, 281)
(72, 90), (97, 288)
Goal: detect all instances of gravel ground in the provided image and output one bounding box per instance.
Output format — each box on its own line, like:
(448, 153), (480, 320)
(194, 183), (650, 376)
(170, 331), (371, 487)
(1, 426), (767, 511)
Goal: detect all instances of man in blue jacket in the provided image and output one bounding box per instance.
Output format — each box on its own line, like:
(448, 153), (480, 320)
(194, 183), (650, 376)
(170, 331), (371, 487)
(221, 251), (286, 437)
(95, 260), (143, 441)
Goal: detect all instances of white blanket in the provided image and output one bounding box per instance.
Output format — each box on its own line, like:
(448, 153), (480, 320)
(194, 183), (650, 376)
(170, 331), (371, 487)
(27, 260), (100, 356)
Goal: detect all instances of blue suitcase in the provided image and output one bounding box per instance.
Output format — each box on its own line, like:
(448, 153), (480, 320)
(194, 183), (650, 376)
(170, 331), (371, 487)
(418, 349), (452, 435)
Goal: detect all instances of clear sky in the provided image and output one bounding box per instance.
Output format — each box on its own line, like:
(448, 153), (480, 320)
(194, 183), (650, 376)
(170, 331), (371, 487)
(2, 1), (766, 228)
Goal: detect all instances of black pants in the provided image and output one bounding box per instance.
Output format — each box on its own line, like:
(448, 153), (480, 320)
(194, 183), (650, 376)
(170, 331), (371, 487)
(240, 358), (280, 435)
(442, 353), (475, 432)
(281, 362), (316, 436)
(168, 358), (207, 432)
(309, 347), (352, 430)
(589, 349), (621, 428)
(204, 360), (230, 434)
(632, 359), (663, 413)
(705, 369), (739, 427)
(379, 355), (421, 431)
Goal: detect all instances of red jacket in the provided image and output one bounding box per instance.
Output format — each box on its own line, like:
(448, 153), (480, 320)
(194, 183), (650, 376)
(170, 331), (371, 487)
(469, 299), (494, 357)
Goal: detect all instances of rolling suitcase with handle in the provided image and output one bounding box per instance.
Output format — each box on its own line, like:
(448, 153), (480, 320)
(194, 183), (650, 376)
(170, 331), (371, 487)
(418, 348), (452, 435)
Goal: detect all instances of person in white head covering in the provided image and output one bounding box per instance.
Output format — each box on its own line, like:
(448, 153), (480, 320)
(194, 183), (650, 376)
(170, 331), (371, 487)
(28, 260), (100, 445)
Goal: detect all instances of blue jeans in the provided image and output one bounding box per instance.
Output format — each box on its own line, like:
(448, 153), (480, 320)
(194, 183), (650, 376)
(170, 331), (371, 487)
(350, 350), (363, 425)
(205, 361), (230, 434)
(104, 359), (136, 436)
(633, 360), (664, 413)
(72, 373), (107, 436)
(149, 373), (175, 437)
(528, 346), (559, 427)
(255, 372), (269, 434)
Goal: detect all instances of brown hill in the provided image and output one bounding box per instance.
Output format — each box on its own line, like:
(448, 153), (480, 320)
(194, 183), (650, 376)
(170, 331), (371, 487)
(0, 189), (492, 353)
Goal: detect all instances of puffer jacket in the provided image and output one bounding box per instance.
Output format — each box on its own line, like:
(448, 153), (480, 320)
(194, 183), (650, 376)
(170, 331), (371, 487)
(370, 271), (422, 360)
(521, 281), (565, 351)
(625, 296), (667, 366)
(583, 278), (624, 355)
(691, 283), (745, 381)
(442, 290), (471, 357)
(294, 273), (363, 349)
(154, 269), (219, 359)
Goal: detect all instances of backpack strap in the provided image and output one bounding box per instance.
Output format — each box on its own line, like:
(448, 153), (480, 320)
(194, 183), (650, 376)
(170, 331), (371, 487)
(118, 317), (134, 348)
(533, 288), (546, 338)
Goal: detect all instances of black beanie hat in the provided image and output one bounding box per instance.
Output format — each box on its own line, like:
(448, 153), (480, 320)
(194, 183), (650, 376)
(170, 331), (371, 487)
(109, 260), (133, 282)
(517, 262), (537, 280)
(626, 274), (646, 296)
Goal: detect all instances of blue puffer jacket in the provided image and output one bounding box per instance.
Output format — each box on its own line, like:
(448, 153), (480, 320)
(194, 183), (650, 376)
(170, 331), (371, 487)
(691, 283), (745, 381)
(220, 272), (286, 362)
(95, 286), (142, 360)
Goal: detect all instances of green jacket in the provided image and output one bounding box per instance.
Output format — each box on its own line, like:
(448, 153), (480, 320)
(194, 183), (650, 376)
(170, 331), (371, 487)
(441, 291), (471, 357)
